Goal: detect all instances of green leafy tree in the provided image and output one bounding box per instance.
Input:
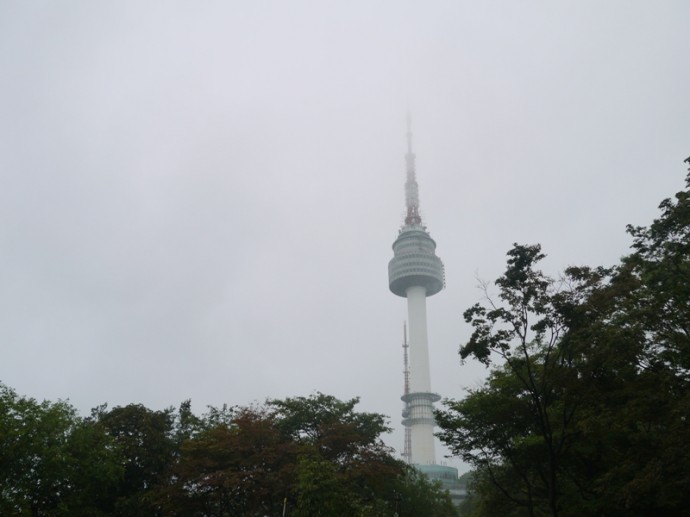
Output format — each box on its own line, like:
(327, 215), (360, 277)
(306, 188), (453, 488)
(0, 385), (459, 516)
(269, 393), (403, 514)
(438, 163), (690, 516)
(95, 403), (176, 515)
(158, 393), (456, 516)
(268, 392), (390, 455)
(170, 406), (296, 516)
(437, 243), (588, 516)
(292, 454), (353, 516)
(392, 466), (459, 517)
(172, 399), (202, 446)
(587, 165), (690, 512)
(0, 383), (122, 516)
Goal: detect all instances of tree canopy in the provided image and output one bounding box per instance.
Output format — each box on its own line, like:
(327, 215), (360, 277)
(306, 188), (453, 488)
(437, 163), (690, 516)
(0, 388), (457, 516)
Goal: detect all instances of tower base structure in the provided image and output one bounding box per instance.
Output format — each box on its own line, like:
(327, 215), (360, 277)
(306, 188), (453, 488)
(401, 391), (440, 466)
(417, 465), (467, 507)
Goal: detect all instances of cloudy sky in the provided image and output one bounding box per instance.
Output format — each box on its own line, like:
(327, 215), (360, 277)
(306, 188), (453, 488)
(1, 1), (688, 470)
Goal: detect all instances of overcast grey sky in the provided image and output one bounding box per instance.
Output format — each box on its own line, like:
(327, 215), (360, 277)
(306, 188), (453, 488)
(1, 1), (688, 470)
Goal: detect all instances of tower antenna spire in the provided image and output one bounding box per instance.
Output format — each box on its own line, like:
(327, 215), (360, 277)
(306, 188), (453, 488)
(404, 114), (421, 225)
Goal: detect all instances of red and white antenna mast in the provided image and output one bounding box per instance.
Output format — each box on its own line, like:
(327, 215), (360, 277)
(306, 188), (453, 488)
(402, 321), (412, 463)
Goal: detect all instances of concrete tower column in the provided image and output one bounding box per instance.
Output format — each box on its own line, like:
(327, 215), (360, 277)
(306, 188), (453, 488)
(406, 285), (431, 394)
(406, 285), (435, 465)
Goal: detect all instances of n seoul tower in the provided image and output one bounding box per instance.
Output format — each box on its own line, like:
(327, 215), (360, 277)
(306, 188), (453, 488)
(388, 118), (444, 466)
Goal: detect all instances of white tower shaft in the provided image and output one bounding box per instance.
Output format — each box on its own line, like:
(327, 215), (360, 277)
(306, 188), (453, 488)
(406, 286), (431, 394)
(406, 285), (436, 464)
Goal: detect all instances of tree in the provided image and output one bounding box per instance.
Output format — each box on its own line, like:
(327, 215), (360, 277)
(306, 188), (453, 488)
(0, 383), (122, 516)
(437, 163), (690, 516)
(392, 466), (459, 517)
(268, 392), (391, 462)
(588, 164), (690, 512)
(1, 385), (458, 516)
(269, 393), (403, 514)
(95, 403), (176, 515)
(437, 243), (588, 516)
(158, 393), (457, 516)
(163, 405), (297, 516)
(292, 454), (353, 516)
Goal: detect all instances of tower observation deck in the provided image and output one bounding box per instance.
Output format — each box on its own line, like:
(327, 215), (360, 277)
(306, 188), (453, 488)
(388, 119), (444, 466)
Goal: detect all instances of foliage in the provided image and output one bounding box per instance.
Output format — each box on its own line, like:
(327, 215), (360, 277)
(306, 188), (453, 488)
(438, 164), (690, 516)
(0, 385), (457, 516)
(269, 393), (401, 515)
(159, 393), (433, 516)
(0, 384), (122, 516)
(160, 405), (297, 516)
(438, 242), (592, 516)
(393, 466), (460, 517)
(94, 403), (177, 515)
